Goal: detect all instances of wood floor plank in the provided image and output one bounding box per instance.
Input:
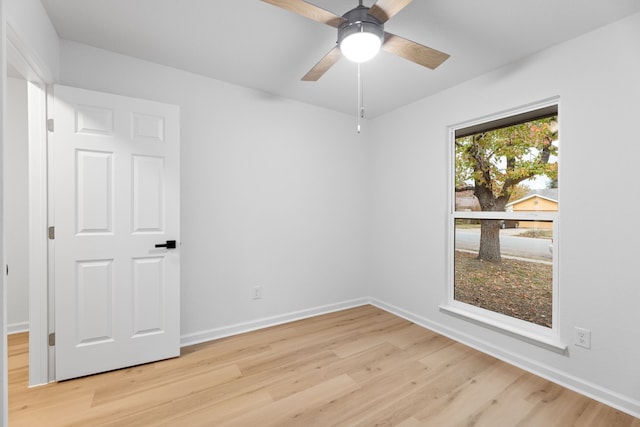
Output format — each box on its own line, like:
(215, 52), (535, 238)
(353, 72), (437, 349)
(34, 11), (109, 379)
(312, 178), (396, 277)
(348, 350), (499, 426)
(466, 371), (546, 427)
(287, 359), (432, 426)
(573, 400), (640, 427)
(414, 362), (526, 425)
(219, 374), (360, 427)
(397, 417), (425, 427)
(8, 305), (640, 426)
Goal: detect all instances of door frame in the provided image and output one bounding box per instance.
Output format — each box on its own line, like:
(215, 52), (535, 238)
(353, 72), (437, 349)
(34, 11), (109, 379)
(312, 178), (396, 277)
(6, 24), (53, 386)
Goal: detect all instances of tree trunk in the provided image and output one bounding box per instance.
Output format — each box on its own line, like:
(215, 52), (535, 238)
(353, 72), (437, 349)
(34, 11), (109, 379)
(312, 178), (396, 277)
(478, 219), (501, 262)
(474, 181), (505, 262)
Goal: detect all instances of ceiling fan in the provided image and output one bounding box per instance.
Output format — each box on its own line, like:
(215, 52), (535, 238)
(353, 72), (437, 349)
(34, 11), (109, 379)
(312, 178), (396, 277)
(262, 0), (450, 81)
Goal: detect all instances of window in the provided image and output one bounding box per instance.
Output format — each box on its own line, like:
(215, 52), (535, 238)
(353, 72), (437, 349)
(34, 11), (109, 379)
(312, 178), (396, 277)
(445, 101), (560, 346)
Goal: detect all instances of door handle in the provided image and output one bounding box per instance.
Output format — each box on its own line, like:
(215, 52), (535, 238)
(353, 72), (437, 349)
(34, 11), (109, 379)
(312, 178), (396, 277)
(155, 240), (176, 249)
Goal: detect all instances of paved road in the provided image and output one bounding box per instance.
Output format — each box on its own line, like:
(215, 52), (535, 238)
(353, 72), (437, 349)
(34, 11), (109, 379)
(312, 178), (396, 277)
(455, 229), (552, 260)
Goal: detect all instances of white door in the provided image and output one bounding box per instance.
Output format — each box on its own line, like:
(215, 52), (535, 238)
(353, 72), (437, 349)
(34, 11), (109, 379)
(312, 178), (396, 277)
(52, 85), (180, 380)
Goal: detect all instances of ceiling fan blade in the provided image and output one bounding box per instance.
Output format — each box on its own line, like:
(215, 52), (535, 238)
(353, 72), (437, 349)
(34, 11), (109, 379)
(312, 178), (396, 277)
(369, 0), (413, 23)
(382, 32), (450, 70)
(262, 0), (346, 28)
(301, 46), (342, 81)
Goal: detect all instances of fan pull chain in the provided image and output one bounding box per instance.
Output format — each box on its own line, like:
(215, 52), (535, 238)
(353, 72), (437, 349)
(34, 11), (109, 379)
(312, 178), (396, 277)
(357, 63), (364, 133)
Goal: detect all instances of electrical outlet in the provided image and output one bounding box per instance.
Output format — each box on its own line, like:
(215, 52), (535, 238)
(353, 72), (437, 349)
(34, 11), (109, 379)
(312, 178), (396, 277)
(575, 327), (591, 349)
(252, 285), (262, 300)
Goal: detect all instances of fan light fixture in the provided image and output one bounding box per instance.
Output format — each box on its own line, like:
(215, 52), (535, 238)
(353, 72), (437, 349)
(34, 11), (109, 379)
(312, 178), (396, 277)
(263, 0), (451, 81)
(338, 5), (384, 63)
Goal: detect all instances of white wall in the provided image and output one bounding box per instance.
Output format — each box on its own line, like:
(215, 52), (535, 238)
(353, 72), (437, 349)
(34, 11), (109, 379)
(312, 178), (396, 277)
(5, 77), (28, 332)
(59, 41), (369, 341)
(368, 12), (640, 416)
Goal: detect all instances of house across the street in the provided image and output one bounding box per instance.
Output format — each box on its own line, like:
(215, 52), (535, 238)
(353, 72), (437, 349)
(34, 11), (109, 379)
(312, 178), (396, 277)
(506, 189), (558, 229)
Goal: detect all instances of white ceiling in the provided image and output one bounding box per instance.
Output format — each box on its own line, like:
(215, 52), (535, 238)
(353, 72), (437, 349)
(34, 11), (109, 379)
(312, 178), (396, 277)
(40, 0), (640, 118)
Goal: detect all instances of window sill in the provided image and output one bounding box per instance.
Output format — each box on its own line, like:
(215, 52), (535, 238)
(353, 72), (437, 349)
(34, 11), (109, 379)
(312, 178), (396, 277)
(439, 304), (567, 353)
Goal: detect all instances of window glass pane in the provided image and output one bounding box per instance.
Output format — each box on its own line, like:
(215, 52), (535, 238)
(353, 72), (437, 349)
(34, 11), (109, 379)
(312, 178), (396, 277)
(454, 116), (558, 213)
(454, 219), (553, 327)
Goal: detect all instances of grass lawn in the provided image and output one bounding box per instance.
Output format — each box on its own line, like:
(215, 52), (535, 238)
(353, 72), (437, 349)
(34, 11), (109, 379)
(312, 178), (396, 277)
(454, 250), (552, 327)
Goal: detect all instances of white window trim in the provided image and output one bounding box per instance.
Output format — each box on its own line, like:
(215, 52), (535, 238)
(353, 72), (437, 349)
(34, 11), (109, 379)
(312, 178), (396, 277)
(443, 99), (564, 351)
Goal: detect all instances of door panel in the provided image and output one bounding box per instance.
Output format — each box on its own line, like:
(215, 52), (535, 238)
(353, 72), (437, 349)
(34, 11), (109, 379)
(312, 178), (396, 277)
(52, 85), (180, 380)
(76, 150), (113, 234)
(76, 260), (113, 345)
(132, 155), (164, 232)
(132, 256), (165, 336)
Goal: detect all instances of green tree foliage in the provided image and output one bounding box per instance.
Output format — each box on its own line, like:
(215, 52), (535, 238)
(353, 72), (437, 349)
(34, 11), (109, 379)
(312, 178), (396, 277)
(456, 117), (558, 262)
(508, 184), (531, 203)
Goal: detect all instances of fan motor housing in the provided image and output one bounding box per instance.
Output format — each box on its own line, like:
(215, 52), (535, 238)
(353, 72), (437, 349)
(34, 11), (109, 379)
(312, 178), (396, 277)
(338, 5), (384, 46)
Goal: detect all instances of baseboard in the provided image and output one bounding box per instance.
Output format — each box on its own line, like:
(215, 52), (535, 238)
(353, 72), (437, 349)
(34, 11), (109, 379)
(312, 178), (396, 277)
(7, 321), (29, 335)
(368, 297), (640, 419)
(180, 298), (369, 347)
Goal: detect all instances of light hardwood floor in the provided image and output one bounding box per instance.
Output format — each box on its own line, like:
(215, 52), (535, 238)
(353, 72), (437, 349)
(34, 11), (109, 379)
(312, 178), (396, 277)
(9, 305), (640, 426)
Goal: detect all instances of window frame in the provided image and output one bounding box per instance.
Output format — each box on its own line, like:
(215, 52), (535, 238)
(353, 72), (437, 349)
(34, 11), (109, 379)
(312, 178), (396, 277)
(442, 99), (564, 351)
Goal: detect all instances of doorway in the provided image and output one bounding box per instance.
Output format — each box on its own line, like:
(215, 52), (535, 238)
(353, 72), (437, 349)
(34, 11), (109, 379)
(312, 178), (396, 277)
(5, 72), (30, 337)
(6, 31), (51, 387)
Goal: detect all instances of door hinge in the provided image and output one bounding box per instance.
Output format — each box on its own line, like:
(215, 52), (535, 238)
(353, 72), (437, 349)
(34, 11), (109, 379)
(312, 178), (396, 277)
(47, 118), (54, 132)
(48, 226), (55, 240)
(48, 333), (55, 346)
